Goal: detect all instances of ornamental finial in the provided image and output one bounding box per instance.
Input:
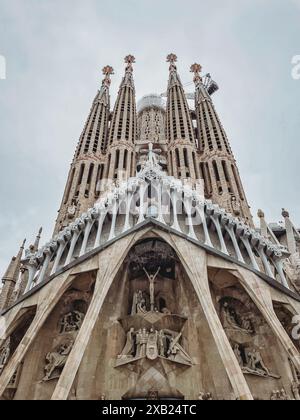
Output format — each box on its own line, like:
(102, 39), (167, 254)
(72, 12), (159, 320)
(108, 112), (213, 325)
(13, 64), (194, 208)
(190, 63), (202, 83)
(101, 65), (114, 86)
(102, 65), (114, 77)
(124, 55), (136, 65)
(167, 53), (177, 64)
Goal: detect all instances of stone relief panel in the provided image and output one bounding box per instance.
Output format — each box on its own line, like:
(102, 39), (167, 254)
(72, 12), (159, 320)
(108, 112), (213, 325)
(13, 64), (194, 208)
(232, 343), (279, 379)
(43, 337), (74, 381)
(0, 308), (36, 400)
(273, 303), (300, 352)
(41, 287), (92, 383)
(0, 338), (10, 376)
(208, 268), (296, 399)
(112, 239), (199, 400)
(116, 326), (192, 367)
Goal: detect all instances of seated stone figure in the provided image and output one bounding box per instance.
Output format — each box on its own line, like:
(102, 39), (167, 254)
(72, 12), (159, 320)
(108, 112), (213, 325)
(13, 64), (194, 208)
(43, 340), (74, 381)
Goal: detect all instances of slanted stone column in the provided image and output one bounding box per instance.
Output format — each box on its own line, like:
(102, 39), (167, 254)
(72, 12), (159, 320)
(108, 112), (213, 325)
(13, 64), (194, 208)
(50, 230), (144, 400)
(235, 266), (300, 373)
(167, 234), (253, 400)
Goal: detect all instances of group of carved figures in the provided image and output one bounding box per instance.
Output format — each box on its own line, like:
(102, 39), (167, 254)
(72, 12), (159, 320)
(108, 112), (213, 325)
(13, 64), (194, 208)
(0, 339), (10, 376)
(270, 389), (292, 400)
(43, 310), (85, 381)
(131, 290), (171, 315)
(222, 302), (254, 334)
(118, 327), (192, 365)
(233, 343), (279, 379)
(59, 310), (85, 334)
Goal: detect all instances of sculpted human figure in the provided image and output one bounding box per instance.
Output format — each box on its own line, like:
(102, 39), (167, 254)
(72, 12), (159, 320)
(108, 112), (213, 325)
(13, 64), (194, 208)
(270, 390), (279, 400)
(0, 340), (10, 375)
(240, 316), (253, 333)
(43, 340), (74, 381)
(131, 290), (147, 315)
(167, 332), (192, 365)
(73, 311), (85, 330)
(222, 302), (239, 329)
(146, 328), (159, 360)
(158, 330), (167, 357)
(118, 328), (135, 359)
(233, 344), (244, 367)
(280, 389), (290, 400)
(143, 267), (161, 312)
(222, 302), (253, 334)
(247, 348), (270, 376)
(59, 310), (84, 334)
(139, 328), (149, 358)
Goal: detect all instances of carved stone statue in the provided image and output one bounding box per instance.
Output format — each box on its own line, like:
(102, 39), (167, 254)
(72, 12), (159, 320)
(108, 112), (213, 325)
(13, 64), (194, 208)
(167, 332), (193, 365)
(270, 389), (291, 401)
(233, 344), (280, 379)
(158, 330), (167, 357)
(138, 328), (148, 358)
(43, 339), (74, 381)
(0, 338), (10, 375)
(131, 290), (147, 315)
(146, 328), (159, 360)
(118, 328), (135, 359)
(143, 267), (161, 312)
(240, 316), (254, 334)
(222, 302), (253, 334)
(233, 344), (243, 367)
(246, 348), (271, 377)
(59, 310), (85, 334)
(116, 327), (192, 367)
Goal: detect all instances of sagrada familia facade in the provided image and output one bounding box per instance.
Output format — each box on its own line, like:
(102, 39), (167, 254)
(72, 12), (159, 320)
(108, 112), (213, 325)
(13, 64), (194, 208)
(0, 54), (300, 400)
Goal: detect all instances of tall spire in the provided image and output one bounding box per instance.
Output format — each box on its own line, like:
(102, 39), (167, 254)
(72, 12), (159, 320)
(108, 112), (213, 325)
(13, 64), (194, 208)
(54, 66), (113, 234)
(106, 55), (137, 181)
(191, 62), (253, 225)
(166, 54), (198, 181)
(0, 239), (26, 311)
(33, 227), (43, 252)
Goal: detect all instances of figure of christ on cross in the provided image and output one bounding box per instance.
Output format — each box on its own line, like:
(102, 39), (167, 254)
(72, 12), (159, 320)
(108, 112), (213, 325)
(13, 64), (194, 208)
(143, 266), (161, 312)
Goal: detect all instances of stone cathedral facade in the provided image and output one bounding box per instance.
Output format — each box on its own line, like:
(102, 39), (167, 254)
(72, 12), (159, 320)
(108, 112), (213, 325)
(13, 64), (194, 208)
(0, 54), (300, 401)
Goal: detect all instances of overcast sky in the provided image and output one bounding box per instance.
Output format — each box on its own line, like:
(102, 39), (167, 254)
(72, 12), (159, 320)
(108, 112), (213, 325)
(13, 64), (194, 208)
(0, 0), (299, 278)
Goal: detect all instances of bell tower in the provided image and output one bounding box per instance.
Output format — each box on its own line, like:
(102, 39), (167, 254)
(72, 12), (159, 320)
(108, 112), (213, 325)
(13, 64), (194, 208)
(54, 65), (113, 234)
(191, 63), (253, 225)
(106, 55), (137, 182)
(166, 54), (200, 182)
